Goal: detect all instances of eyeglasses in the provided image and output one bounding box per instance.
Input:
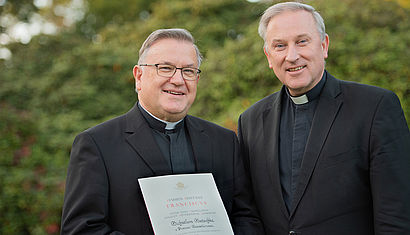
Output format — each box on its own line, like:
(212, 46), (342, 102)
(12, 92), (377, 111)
(138, 64), (201, 81)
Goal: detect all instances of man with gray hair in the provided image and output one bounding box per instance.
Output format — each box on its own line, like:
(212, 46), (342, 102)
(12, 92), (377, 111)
(61, 28), (263, 234)
(238, 2), (410, 234)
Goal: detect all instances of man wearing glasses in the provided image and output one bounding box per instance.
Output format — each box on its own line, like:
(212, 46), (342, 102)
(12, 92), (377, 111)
(61, 28), (263, 234)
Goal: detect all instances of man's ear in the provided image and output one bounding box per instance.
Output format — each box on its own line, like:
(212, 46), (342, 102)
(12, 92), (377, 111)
(133, 65), (142, 91)
(263, 46), (273, 69)
(322, 34), (330, 59)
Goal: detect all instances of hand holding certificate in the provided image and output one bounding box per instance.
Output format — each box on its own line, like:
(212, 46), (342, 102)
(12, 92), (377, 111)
(138, 173), (234, 235)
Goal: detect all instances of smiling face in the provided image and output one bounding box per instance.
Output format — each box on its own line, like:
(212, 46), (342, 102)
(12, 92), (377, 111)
(264, 10), (329, 96)
(133, 38), (199, 122)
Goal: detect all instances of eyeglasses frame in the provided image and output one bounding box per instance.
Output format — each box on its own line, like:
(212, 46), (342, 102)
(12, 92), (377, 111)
(138, 63), (201, 81)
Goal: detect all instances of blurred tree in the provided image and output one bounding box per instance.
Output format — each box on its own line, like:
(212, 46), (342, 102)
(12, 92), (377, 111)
(0, 0), (81, 45)
(317, 0), (410, 123)
(1, 0), (37, 22)
(76, 0), (157, 40)
(387, 0), (410, 8)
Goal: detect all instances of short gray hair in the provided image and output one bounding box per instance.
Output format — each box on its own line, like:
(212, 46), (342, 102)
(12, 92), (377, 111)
(258, 2), (326, 43)
(138, 28), (203, 66)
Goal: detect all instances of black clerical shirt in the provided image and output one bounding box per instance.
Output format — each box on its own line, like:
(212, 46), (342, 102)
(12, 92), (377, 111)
(138, 103), (196, 174)
(279, 71), (327, 212)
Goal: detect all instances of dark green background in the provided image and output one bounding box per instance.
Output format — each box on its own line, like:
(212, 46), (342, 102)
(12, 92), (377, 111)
(1, 0), (409, 233)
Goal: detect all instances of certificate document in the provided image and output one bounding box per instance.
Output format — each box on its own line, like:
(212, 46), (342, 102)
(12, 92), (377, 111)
(138, 173), (234, 235)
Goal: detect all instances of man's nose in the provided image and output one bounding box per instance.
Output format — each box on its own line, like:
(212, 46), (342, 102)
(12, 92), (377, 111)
(285, 45), (300, 62)
(169, 69), (185, 85)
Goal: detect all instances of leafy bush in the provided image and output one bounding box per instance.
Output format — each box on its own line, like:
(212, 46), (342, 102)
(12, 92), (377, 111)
(0, 0), (408, 233)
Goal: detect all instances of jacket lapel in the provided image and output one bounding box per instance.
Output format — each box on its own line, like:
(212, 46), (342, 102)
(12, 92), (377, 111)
(264, 87), (291, 218)
(290, 73), (343, 216)
(185, 116), (213, 173)
(124, 104), (172, 175)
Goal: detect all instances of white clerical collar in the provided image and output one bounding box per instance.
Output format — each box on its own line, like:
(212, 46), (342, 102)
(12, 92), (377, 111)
(139, 104), (183, 130)
(290, 94), (309, 105)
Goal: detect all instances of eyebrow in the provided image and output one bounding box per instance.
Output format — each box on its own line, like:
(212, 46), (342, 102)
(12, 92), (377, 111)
(295, 34), (311, 39)
(160, 61), (196, 68)
(270, 33), (311, 42)
(270, 39), (284, 43)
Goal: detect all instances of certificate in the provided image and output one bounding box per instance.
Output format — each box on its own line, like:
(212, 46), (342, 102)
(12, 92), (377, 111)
(138, 173), (234, 235)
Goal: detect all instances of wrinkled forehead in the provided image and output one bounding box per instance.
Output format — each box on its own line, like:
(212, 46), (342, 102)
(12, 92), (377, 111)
(266, 10), (319, 39)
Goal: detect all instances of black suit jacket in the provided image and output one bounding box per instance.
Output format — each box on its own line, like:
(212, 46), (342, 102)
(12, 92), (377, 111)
(61, 104), (262, 234)
(238, 72), (410, 234)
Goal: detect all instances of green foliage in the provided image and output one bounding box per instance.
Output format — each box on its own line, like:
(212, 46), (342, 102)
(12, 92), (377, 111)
(192, 21), (280, 124)
(0, 105), (62, 234)
(0, 0), (409, 233)
(318, 0), (410, 121)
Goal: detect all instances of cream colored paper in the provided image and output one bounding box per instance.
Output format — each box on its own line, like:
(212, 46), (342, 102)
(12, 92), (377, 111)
(138, 173), (234, 235)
